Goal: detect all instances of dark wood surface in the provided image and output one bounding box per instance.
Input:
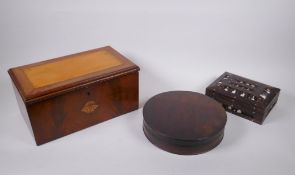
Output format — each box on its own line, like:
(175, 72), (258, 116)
(8, 46), (139, 145)
(29, 72), (138, 145)
(143, 91), (227, 155)
(206, 72), (280, 124)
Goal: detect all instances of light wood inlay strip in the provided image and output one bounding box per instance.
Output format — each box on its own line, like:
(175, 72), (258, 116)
(23, 50), (122, 88)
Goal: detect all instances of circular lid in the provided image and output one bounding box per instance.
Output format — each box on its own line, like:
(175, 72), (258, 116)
(143, 91), (227, 141)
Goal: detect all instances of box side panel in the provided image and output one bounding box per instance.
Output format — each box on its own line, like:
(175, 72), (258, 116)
(206, 88), (264, 124)
(27, 72), (139, 145)
(11, 81), (35, 140)
(261, 90), (280, 123)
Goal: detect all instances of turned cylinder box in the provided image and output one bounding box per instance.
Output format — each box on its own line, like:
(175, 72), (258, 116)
(143, 91), (227, 155)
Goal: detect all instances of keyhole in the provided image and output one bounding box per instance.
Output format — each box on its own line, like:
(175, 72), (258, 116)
(87, 92), (91, 96)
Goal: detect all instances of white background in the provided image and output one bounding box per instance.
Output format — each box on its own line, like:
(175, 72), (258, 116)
(1, 1), (295, 175)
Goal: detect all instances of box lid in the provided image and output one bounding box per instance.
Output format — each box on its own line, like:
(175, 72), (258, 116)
(8, 46), (139, 103)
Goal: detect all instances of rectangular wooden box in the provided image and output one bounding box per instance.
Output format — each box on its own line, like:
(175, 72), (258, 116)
(206, 72), (280, 124)
(8, 46), (140, 145)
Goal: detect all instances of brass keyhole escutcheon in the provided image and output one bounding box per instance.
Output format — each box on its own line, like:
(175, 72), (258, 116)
(81, 100), (99, 114)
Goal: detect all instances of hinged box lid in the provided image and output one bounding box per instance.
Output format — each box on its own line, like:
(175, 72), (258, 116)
(8, 46), (139, 103)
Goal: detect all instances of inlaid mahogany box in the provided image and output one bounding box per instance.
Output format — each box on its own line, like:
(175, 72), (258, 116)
(8, 46), (140, 145)
(206, 72), (280, 124)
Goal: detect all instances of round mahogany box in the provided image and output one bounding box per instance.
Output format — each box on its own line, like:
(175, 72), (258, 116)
(143, 91), (227, 155)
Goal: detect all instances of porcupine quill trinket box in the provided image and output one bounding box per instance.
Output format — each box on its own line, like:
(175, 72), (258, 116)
(142, 91), (227, 155)
(206, 72), (280, 124)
